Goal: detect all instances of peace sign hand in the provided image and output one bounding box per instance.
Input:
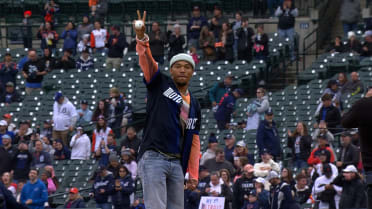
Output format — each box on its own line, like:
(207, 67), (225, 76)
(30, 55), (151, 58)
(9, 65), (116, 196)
(134, 10), (147, 40)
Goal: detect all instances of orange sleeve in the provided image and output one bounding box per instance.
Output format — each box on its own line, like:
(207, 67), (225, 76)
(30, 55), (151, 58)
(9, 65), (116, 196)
(136, 34), (158, 83)
(90, 32), (95, 48)
(307, 149), (320, 165)
(92, 132), (96, 152)
(188, 134), (200, 180)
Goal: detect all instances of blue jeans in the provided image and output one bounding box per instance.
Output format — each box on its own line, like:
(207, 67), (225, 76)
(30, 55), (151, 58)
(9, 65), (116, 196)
(138, 150), (184, 209)
(96, 203), (112, 209)
(278, 27), (296, 60)
(343, 23), (357, 37)
(188, 38), (199, 49)
(294, 154), (308, 169)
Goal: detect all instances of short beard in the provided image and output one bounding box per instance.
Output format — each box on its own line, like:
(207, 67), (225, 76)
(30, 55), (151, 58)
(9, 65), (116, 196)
(175, 81), (187, 87)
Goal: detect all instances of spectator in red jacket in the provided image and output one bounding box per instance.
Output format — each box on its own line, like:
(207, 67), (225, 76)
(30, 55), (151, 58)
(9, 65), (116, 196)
(307, 134), (335, 165)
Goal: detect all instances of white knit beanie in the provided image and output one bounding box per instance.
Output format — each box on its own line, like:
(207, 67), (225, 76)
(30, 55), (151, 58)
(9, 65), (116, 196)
(169, 53), (195, 70)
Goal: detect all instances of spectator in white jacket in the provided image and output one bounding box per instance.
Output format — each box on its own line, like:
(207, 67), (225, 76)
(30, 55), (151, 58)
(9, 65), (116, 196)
(200, 134), (218, 166)
(253, 149), (280, 178)
(52, 92), (78, 146)
(70, 127), (91, 160)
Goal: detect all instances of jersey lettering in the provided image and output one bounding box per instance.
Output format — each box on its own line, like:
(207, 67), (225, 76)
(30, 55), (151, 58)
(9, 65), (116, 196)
(186, 118), (198, 130)
(163, 87), (182, 104)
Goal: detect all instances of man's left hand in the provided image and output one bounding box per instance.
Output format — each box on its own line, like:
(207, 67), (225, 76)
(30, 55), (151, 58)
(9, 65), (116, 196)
(25, 199), (32, 205)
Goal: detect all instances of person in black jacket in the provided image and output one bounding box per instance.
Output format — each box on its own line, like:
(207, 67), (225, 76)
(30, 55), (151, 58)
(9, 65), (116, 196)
(336, 131), (360, 170)
(184, 179), (201, 209)
(293, 173), (311, 205)
(236, 18), (254, 62)
(316, 94), (341, 134)
(287, 122), (312, 169)
(0, 82), (21, 104)
(12, 142), (32, 181)
(22, 49), (47, 95)
(63, 187), (86, 208)
(233, 164), (256, 209)
(332, 165), (367, 209)
(107, 87), (125, 138)
(55, 49), (76, 70)
(112, 166), (134, 209)
(268, 171), (298, 209)
(90, 166), (115, 209)
(253, 24), (269, 61)
(216, 22), (234, 62)
(168, 24), (185, 61)
(0, 181), (29, 209)
(344, 31), (362, 54)
(148, 22), (167, 65)
(106, 25), (128, 70)
(327, 36), (345, 53)
(39, 48), (56, 72)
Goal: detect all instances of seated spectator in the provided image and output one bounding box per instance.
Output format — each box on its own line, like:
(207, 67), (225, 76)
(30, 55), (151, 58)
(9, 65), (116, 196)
(322, 80), (342, 107)
(313, 164), (342, 209)
(40, 170), (56, 195)
(215, 22), (234, 63)
(90, 21), (108, 53)
(0, 82), (21, 104)
(107, 155), (120, 178)
(199, 26), (216, 61)
(361, 30), (372, 57)
(53, 139), (71, 160)
(332, 165), (367, 209)
(314, 149), (339, 178)
(254, 177), (270, 209)
(31, 140), (52, 169)
(0, 53), (17, 88)
(63, 187), (86, 208)
(22, 49), (47, 95)
(187, 5), (208, 48)
(223, 134), (236, 164)
(92, 116), (113, 153)
(293, 173), (311, 205)
(236, 18), (254, 62)
(112, 166), (134, 209)
(77, 15), (93, 42)
(315, 94), (341, 134)
(44, 0), (59, 23)
(209, 75), (233, 108)
(53, 92), (78, 146)
(311, 120), (335, 142)
(342, 71), (364, 95)
(55, 49), (76, 70)
(281, 167), (295, 187)
(107, 87), (125, 138)
(61, 21), (77, 53)
(214, 88), (244, 130)
(120, 126), (140, 157)
(148, 21), (167, 65)
(2, 172), (16, 197)
(40, 120), (52, 139)
(95, 133), (117, 166)
(92, 99), (110, 121)
(0, 120), (14, 144)
(168, 24), (185, 60)
(287, 122), (312, 169)
(245, 87), (270, 130)
(336, 131), (359, 169)
(77, 34), (91, 53)
(184, 179), (201, 209)
(327, 36), (344, 53)
(205, 172), (233, 208)
(344, 31), (362, 54)
(209, 6), (228, 39)
(253, 24), (269, 61)
(204, 148), (235, 176)
(12, 142), (32, 181)
(39, 48), (56, 72)
(76, 100), (93, 125)
(256, 108), (281, 159)
(234, 140), (255, 165)
(76, 49), (94, 71)
(307, 135), (336, 166)
(220, 169), (232, 188)
(91, 166), (114, 209)
(337, 72), (348, 95)
(120, 149), (137, 180)
(253, 149), (280, 178)
(232, 164), (256, 209)
(106, 25), (127, 70)
(200, 134), (218, 165)
(70, 127), (91, 160)
(20, 169), (48, 209)
(37, 22), (58, 54)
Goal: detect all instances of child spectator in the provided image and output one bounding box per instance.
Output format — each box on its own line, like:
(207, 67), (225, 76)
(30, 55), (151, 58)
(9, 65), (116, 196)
(76, 49), (94, 71)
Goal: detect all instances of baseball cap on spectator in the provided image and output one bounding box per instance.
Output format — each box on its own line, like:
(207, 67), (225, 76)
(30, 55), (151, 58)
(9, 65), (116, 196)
(109, 154), (118, 162)
(97, 165), (107, 173)
(267, 171), (279, 181)
(261, 148), (270, 155)
(317, 134), (328, 141)
(341, 131), (352, 137)
(255, 177), (266, 185)
(199, 165), (208, 172)
(54, 92), (63, 102)
(81, 100), (88, 105)
(193, 6), (200, 11)
(343, 165), (358, 173)
(19, 120), (28, 125)
(348, 31), (356, 39)
(234, 88), (244, 96)
(2, 134), (11, 140)
(244, 164), (254, 173)
(224, 134), (232, 140)
(249, 189), (257, 196)
(24, 10), (32, 17)
(3, 114), (11, 119)
(44, 119), (51, 124)
(323, 163), (332, 175)
(319, 149), (331, 159)
(236, 140), (246, 147)
(69, 187), (79, 194)
(121, 148), (131, 156)
(5, 82), (14, 87)
(0, 120), (8, 126)
(265, 108), (274, 115)
(364, 30), (372, 37)
(76, 126), (83, 130)
(208, 134), (218, 144)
